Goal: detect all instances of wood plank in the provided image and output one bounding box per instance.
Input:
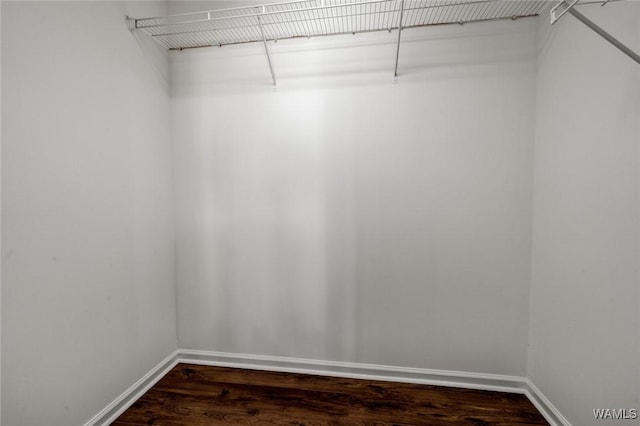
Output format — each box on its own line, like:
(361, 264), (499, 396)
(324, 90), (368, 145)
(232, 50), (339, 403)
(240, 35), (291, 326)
(112, 364), (548, 425)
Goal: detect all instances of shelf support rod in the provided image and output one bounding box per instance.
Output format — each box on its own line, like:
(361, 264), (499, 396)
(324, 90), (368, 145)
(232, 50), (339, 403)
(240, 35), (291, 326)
(567, 4), (640, 64)
(552, 1), (640, 65)
(257, 15), (277, 86)
(393, 0), (406, 81)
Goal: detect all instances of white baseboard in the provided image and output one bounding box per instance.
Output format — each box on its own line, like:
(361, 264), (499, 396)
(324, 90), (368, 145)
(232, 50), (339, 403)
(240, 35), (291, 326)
(525, 379), (572, 426)
(85, 348), (570, 426)
(178, 349), (528, 394)
(84, 350), (180, 426)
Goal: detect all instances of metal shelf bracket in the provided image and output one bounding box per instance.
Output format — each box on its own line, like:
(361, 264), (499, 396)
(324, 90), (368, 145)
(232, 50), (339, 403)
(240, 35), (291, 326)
(551, 0), (640, 64)
(393, 0), (405, 83)
(550, 0), (580, 24)
(258, 15), (277, 86)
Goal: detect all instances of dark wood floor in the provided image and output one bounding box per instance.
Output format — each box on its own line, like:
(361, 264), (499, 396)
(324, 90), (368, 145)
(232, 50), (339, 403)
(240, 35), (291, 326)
(113, 363), (548, 425)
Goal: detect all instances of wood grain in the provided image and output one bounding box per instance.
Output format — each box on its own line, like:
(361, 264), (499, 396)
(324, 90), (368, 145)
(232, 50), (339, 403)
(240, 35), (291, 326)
(112, 364), (548, 425)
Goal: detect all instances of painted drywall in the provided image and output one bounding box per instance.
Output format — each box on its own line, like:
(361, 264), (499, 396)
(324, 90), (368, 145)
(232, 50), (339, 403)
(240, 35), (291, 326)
(171, 18), (538, 376)
(1, 2), (176, 425)
(529, 3), (640, 425)
(0, 4), (3, 425)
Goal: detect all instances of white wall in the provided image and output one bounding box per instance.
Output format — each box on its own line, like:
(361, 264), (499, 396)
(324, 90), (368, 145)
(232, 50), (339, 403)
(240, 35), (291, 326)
(529, 3), (640, 425)
(172, 18), (538, 375)
(0, 4), (3, 424)
(1, 2), (176, 425)
(6, 1), (638, 424)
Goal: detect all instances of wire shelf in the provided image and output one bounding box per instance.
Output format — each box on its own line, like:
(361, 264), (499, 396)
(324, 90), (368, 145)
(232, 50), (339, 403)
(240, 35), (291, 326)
(134, 0), (549, 50)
